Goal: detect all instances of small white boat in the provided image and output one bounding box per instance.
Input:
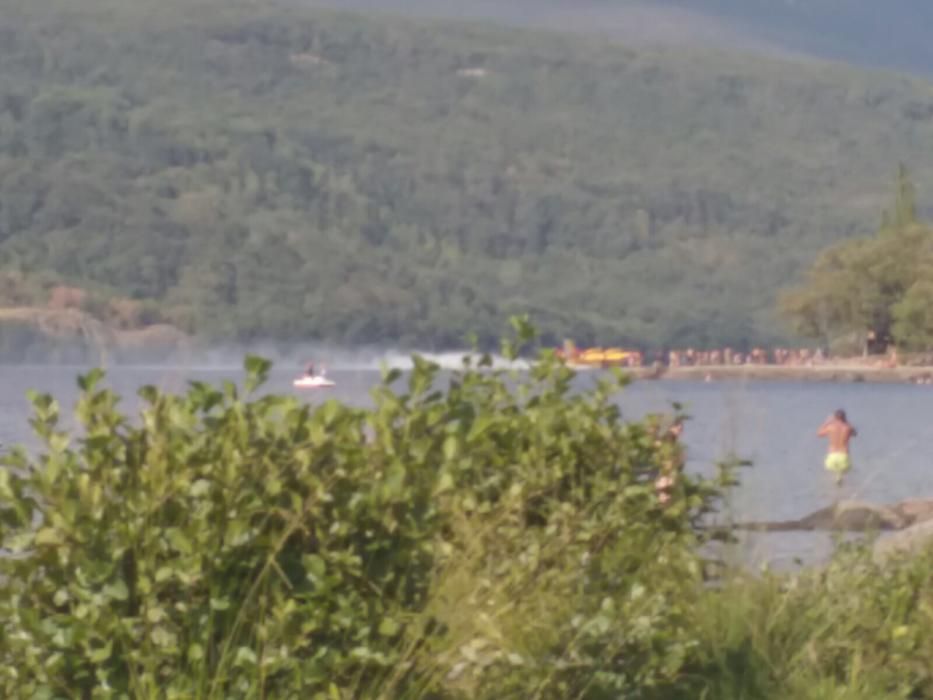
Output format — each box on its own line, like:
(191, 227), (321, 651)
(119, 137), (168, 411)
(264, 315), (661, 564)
(293, 375), (336, 389)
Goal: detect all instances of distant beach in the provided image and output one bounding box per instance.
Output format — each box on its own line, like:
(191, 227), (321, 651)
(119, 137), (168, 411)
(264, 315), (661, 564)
(625, 363), (933, 384)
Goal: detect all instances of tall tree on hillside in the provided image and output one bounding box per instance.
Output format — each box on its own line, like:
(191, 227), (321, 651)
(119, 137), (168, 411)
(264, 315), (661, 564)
(881, 162), (918, 231)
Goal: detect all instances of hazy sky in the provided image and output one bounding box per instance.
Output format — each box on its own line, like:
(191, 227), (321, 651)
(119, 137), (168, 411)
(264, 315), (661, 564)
(289, 0), (933, 75)
(295, 0), (781, 53)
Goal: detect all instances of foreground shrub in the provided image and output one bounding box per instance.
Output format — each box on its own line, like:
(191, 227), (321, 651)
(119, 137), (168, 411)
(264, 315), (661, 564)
(678, 543), (933, 700)
(0, 337), (734, 698)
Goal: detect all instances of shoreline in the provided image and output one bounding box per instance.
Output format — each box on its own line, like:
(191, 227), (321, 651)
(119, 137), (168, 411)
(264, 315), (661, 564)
(621, 364), (933, 384)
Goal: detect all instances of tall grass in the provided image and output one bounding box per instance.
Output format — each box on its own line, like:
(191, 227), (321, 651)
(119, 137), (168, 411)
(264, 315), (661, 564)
(665, 541), (933, 700)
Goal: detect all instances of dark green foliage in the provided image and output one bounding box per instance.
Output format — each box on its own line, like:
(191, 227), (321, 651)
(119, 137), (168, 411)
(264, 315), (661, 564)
(4, 0), (933, 348)
(780, 169), (933, 351)
(672, 544), (933, 700)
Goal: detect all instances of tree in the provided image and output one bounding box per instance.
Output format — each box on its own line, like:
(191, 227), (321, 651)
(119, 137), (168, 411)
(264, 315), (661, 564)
(881, 162), (918, 231)
(892, 274), (933, 350)
(780, 167), (933, 352)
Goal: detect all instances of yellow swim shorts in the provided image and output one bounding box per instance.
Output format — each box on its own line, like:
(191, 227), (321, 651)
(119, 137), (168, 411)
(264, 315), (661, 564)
(825, 452), (851, 474)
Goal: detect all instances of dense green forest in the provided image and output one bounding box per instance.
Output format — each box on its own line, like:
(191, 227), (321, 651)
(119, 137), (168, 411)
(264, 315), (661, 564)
(5, 0), (933, 349)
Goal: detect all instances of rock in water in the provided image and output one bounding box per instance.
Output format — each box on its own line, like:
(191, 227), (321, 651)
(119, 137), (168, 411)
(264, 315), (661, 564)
(738, 500), (908, 532)
(893, 499), (933, 526)
(830, 501), (908, 531)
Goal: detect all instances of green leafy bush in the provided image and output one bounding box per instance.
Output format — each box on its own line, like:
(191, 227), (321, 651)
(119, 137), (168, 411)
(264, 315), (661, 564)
(678, 543), (933, 700)
(0, 337), (734, 698)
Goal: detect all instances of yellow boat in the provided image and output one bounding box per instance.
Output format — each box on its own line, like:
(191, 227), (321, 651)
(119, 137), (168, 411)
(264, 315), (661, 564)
(557, 341), (638, 367)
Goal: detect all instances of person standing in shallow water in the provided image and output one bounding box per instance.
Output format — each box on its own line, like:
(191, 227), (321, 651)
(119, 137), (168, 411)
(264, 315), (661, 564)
(818, 409), (857, 485)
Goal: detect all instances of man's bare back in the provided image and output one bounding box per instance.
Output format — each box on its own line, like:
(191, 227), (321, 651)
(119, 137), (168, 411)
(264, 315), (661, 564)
(818, 409), (856, 483)
(818, 418), (855, 453)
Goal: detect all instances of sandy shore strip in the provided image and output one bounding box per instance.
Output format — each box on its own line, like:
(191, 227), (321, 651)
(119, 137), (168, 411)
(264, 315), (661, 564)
(617, 364), (933, 384)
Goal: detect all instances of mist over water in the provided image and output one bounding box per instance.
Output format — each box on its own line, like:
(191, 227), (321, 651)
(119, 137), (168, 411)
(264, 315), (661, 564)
(99, 345), (531, 372)
(3, 340), (531, 373)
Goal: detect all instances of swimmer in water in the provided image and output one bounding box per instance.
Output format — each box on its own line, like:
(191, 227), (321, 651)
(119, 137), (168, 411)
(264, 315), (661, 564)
(817, 409), (857, 485)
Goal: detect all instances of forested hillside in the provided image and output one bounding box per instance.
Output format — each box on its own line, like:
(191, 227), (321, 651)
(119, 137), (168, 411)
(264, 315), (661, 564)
(4, 0), (933, 349)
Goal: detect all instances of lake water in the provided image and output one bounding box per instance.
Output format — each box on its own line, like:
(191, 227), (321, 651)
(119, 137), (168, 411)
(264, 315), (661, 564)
(3, 365), (930, 569)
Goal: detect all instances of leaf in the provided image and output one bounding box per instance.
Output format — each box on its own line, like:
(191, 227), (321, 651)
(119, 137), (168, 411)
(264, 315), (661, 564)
(151, 626), (178, 649)
(53, 589), (70, 607)
(138, 384), (159, 405)
(384, 463), (406, 497)
(304, 554), (326, 581)
(234, 646), (258, 667)
(244, 355), (272, 393)
(104, 580), (129, 602)
(188, 643), (205, 663)
(167, 528), (193, 555)
(435, 471), (454, 495)
(155, 567), (174, 583)
(189, 479), (211, 498)
(321, 400), (342, 427)
(381, 366), (402, 385)
(35, 527), (63, 547)
(77, 368), (106, 393)
(443, 436), (459, 461)
(467, 414), (496, 441)
(378, 618), (401, 637)
(88, 641), (112, 663)
(509, 314), (537, 345)
(0, 468), (14, 500)
(623, 484), (651, 499)
(210, 597), (231, 611)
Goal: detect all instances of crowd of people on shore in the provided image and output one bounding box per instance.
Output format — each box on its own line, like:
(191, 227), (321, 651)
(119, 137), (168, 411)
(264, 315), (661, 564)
(662, 346), (828, 367)
(606, 346), (902, 369)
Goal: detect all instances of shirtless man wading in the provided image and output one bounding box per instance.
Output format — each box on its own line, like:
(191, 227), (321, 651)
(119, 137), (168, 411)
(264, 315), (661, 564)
(817, 409), (857, 485)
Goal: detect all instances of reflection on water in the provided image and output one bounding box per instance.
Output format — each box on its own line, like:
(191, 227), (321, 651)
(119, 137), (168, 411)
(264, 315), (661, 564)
(3, 366), (931, 568)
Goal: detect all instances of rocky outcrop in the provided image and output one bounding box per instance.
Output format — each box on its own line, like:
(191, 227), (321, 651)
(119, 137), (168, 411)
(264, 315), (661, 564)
(892, 499), (933, 525)
(831, 501), (909, 530)
(738, 499), (925, 532)
(736, 499), (933, 564)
